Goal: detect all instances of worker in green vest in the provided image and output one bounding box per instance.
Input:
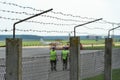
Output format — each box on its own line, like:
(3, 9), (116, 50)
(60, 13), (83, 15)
(50, 47), (57, 71)
(61, 47), (69, 70)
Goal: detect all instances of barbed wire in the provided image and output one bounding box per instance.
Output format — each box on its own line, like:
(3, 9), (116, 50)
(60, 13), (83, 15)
(0, 29), (73, 33)
(0, 1), (94, 19)
(16, 29), (74, 33)
(0, 16), (77, 26)
(1, 26), (119, 33)
(1, 28), (120, 36)
(0, 25), (109, 33)
(0, 1), (119, 25)
(1, 9), (119, 25)
(0, 1), (43, 12)
(0, 9), (34, 15)
(0, 9), (106, 25)
(84, 26), (107, 30)
(102, 20), (120, 25)
(0, 29), (12, 32)
(0, 16), (119, 33)
(0, 9), (87, 23)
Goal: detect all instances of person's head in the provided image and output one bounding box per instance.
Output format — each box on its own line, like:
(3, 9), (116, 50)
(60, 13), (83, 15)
(63, 47), (67, 50)
(52, 47), (55, 51)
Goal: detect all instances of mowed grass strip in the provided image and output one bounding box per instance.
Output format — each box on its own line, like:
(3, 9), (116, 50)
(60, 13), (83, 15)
(0, 40), (120, 49)
(22, 40), (41, 46)
(83, 68), (120, 80)
(0, 41), (5, 47)
(81, 39), (105, 45)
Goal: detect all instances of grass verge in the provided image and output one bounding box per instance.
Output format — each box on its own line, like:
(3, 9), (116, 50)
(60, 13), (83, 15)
(83, 68), (120, 80)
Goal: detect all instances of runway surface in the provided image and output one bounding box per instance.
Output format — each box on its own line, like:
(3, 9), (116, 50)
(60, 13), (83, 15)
(0, 47), (100, 58)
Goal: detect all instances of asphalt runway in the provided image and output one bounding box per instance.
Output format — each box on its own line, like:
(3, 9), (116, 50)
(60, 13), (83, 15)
(0, 47), (100, 58)
(0, 47), (50, 58)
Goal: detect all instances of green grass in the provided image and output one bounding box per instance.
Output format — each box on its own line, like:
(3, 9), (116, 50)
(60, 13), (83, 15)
(22, 40), (41, 46)
(1, 40), (120, 50)
(83, 46), (105, 50)
(83, 74), (104, 80)
(112, 68), (120, 80)
(0, 41), (5, 47)
(83, 68), (120, 80)
(0, 40), (43, 47)
(81, 39), (105, 45)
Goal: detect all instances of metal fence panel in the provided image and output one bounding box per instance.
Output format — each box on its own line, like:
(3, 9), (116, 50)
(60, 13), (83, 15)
(80, 51), (104, 80)
(0, 49), (120, 80)
(0, 58), (5, 80)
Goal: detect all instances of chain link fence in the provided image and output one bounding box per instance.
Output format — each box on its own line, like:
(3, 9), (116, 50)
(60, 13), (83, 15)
(0, 49), (120, 80)
(81, 48), (120, 80)
(22, 55), (70, 80)
(80, 50), (104, 80)
(0, 58), (5, 80)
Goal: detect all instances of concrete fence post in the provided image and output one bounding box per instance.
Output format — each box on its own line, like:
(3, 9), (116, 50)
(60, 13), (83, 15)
(70, 37), (80, 80)
(104, 38), (112, 80)
(6, 38), (22, 80)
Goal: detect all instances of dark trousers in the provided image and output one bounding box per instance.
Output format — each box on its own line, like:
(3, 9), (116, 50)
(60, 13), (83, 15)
(62, 59), (68, 70)
(50, 60), (57, 71)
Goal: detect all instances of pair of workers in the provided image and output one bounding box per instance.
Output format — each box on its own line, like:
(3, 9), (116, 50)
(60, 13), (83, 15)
(50, 47), (69, 71)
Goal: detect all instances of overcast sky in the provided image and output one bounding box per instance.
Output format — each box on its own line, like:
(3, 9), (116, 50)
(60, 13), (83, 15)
(0, 0), (120, 36)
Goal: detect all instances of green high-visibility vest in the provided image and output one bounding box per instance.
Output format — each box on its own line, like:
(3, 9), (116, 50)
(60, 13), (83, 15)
(50, 50), (57, 60)
(62, 50), (69, 60)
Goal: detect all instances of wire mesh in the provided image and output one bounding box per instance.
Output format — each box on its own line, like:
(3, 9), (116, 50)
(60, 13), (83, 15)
(0, 58), (5, 80)
(0, 48), (120, 80)
(112, 49), (120, 80)
(80, 51), (104, 80)
(22, 55), (70, 80)
(80, 49), (120, 80)
(22, 56), (50, 80)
